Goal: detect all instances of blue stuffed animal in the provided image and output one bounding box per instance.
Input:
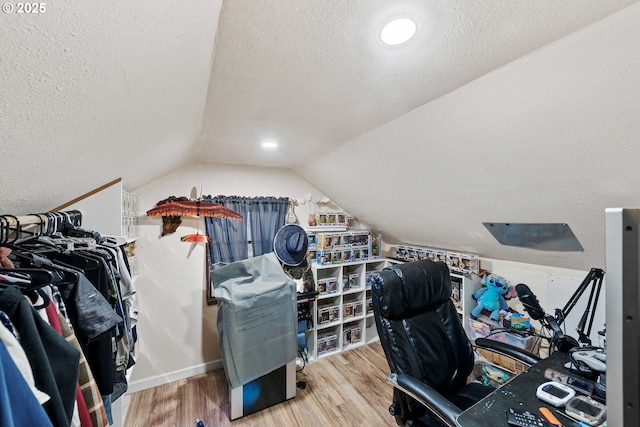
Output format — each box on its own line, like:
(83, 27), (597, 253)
(470, 274), (510, 321)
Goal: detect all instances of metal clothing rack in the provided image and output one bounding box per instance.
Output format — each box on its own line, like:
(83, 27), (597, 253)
(0, 210), (83, 245)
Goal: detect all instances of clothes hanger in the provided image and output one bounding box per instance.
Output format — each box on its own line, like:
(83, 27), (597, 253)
(14, 214), (45, 240)
(2, 214), (19, 244)
(12, 233), (64, 253)
(10, 212), (92, 252)
(0, 216), (7, 245)
(70, 210), (83, 226)
(4, 213), (45, 242)
(0, 268), (55, 292)
(10, 220), (99, 270)
(101, 235), (128, 246)
(44, 250), (100, 272)
(61, 221), (101, 242)
(12, 214), (46, 246)
(41, 212), (53, 235)
(44, 212), (61, 236)
(7, 249), (79, 287)
(0, 270), (30, 285)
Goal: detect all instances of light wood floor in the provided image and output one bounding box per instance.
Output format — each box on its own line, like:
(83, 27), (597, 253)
(125, 341), (396, 427)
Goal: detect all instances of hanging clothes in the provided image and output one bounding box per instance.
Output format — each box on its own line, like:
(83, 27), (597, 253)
(0, 340), (53, 427)
(0, 211), (138, 426)
(0, 255), (116, 427)
(57, 309), (109, 427)
(42, 295), (91, 427)
(0, 285), (80, 427)
(0, 310), (50, 405)
(43, 250), (122, 397)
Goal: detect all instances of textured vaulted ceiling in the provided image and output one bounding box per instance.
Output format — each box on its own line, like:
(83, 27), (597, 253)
(194, 0), (637, 167)
(2, 0), (640, 270)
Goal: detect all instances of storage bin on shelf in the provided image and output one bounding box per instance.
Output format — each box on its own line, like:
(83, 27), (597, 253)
(467, 318), (537, 353)
(489, 331), (537, 353)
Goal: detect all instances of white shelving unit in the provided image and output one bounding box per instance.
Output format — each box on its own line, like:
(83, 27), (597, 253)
(121, 189), (139, 242)
(306, 258), (395, 360)
(390, 243), (482, 338)
(451, 273), (483, 336)
(303, 242), (482, 359)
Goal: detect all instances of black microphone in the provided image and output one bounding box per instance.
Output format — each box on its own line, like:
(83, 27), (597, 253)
(515, 283), (546, 321)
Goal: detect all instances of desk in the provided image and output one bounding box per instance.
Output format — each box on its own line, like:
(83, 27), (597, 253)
(456, 351), (584, 427)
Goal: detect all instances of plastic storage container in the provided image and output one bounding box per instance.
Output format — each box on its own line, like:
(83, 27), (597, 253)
(468, 319), (537, 353)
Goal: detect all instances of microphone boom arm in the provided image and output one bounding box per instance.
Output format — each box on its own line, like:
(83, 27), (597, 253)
(555, 268), (605, 346)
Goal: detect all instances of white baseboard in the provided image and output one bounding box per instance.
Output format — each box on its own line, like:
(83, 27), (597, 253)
(127, 359), (223, 393)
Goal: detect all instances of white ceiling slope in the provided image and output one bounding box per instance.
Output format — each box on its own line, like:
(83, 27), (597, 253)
(0, 0), (223, 214)
(300, 1), (640, 271)
(2, 0), (639, 271)
(194, 0), (637, 167)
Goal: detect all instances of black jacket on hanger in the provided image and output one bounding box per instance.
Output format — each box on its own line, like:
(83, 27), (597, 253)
(43, 250), (120, 396)
(0, 285), (80, 427)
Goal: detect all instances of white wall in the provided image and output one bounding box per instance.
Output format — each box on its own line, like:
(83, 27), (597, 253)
(128, 162), (328, 389)
(480, 257), (588, 315)
(65, 180), (123, 237)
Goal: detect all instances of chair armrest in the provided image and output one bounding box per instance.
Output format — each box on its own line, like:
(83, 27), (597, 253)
(388, 373), (461, 427)
(474, 337), (541, 366)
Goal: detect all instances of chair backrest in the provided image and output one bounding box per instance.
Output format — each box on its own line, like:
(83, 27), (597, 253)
(372, 259), (474, 396)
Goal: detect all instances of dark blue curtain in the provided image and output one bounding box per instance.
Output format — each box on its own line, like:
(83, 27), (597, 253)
(248, 197), (289, 257)
(203, 195), (288, 264)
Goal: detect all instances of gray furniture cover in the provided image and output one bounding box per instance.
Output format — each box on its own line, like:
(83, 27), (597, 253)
(212, 252), (297, 388)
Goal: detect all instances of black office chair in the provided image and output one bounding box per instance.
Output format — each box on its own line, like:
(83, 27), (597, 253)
(371, 259), (540, 427)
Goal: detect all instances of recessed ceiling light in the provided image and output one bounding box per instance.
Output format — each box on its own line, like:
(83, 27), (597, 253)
(262, 140), (278, 149)
(380, 18), (417, 46)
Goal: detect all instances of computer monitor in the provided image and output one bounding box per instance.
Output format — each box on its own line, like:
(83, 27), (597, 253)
(605, 208), (640, 426)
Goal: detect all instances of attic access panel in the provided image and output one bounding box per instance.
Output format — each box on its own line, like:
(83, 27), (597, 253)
(483, 222), (583, 251)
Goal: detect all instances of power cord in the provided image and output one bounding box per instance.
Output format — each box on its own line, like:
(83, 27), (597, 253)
(296, 349), (308, 389)
(296, 349), (307, 372)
